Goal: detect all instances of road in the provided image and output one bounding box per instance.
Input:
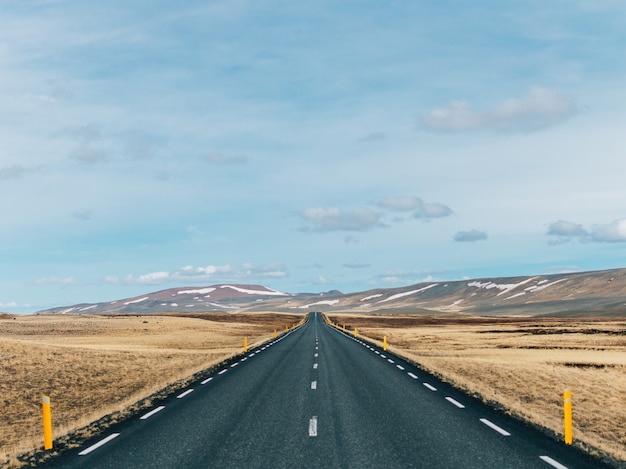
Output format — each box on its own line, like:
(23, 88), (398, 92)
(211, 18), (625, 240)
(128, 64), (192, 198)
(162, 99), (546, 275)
(40, 312), (614, 468)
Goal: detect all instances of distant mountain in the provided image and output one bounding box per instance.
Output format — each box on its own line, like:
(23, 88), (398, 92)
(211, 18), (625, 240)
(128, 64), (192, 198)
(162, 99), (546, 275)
(36, 268), (626, 317)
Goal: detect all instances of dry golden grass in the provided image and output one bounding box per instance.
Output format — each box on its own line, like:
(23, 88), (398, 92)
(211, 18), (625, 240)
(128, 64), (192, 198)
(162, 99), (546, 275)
(328, 314), (626, 464)
(0, 312), (302, 466)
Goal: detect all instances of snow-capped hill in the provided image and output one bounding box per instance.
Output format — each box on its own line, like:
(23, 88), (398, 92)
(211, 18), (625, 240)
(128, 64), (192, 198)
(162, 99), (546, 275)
(39, 284), (291, 315)
(36, 268), (626, 317)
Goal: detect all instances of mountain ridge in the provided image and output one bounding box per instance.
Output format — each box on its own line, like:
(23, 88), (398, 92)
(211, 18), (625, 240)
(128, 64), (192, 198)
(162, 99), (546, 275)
(36, 268), (626, 317)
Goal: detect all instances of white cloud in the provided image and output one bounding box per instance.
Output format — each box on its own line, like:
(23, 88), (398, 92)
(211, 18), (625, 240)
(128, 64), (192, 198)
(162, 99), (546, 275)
(592, 219), (626, 242)
(547, 218), (626, 243)
(413, 201), (453, 219)
(453, 229), (488, 242)
(418, 87), (577, 133)
(299, 207), (382, 232)
(547, 220), (588, 237)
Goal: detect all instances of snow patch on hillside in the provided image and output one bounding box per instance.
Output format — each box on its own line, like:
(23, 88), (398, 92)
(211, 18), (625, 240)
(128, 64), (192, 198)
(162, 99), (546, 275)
(468, 278), (537, 296)
(220, 285), (288, 296)
(361, 293), (383, 302)
(299, 300), (340, 309)
(377, 284), (438, 303)
(124, 297), (149, 305)
(177, 287), (216, 295)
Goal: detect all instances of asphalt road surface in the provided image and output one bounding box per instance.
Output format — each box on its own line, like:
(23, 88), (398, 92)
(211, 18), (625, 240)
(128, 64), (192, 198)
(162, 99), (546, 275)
(40, 312), (615, 468)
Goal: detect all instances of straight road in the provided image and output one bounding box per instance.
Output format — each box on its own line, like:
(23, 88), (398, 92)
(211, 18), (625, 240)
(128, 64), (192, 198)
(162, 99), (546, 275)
(41, 313), (614, 468)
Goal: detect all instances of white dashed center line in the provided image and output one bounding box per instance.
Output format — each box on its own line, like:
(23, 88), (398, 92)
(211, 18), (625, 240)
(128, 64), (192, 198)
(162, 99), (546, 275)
(79, 433), (120, 456)
(140, 406), (165, 420)
(314, 353), (318, 357)
(218, 369), (228, 375)
(480, 418), (511, 436)
(423, 383), (437, 391)
(539, 455), (569, 469)
(311, 380), (317, 390)
(313, 363), (318, 369)
(387, 358), (394, 363)
(309, 417), (318, 437)
(201, 377), (213, 385)
(230, 362), (239, 367)
(396, 365), (405, 371)
(408, 372), (418, 379)
(445, 397), (465, 409)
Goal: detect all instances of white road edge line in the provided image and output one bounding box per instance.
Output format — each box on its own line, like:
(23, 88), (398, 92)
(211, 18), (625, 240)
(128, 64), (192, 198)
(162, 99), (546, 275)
(78, 433), (121, 456)
(480, 418), (511, 436)
(539, 455), (569, 469)
(423, 382), (437, 391)
(396, 365), (405, 371)
(309, 416), (318, 437)
(177, 389), (194, 399)
(408, 372), (418, 379)
(140, 406), (165, 420)
(218, 369), (228, 375)
(445, 397), (465, 409)
(311, 380), (317, 390)
(201, 377), (213, 385)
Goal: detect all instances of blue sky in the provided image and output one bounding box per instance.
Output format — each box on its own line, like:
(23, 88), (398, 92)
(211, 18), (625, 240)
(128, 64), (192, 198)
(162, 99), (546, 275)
(2, 1), (626, 312)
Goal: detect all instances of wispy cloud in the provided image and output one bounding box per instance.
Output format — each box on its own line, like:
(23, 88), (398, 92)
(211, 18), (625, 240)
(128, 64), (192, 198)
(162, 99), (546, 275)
(357, 131), (387, 143)
(205, 152), (248, 165)
(54, 124), (109, 164)
(72, 209), (93, 221)
(0, 165), (29, 180)
(373, 196), (453, 220)
(418, 87), (577, 133)
(299, 207), (383, 232)
(104, 263), (288, 286)
(342, 261), (370, 269)
(34, 276), (77, 286)
(453, 229), (488, 242)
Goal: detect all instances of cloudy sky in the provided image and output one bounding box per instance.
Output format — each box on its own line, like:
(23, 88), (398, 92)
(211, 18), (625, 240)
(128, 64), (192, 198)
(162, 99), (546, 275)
(2, 1), (626, 312)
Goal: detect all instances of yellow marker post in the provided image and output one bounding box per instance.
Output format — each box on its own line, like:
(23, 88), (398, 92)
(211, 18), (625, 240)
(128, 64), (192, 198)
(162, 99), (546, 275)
(244, 337), (248, 353)
(564, 388), (573, 445)
(42, 394), (53, 450)
(354, 328), (357, 338)
(274, 329), (277, 338)
(384, 336), (387, 351)
(343, 325), (346, 332)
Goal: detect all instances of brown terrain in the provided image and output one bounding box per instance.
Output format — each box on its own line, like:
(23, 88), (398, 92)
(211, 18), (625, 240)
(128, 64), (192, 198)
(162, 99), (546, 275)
(327, 313), (626, 465)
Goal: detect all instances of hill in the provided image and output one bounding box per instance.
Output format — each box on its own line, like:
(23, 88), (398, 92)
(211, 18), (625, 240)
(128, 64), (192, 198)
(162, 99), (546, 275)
(35, 268), (626, 317)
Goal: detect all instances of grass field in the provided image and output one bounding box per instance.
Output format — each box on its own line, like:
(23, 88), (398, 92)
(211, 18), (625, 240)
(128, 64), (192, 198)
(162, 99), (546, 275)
(0, 312), (302, 467)
(327, 314), (626, 465)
